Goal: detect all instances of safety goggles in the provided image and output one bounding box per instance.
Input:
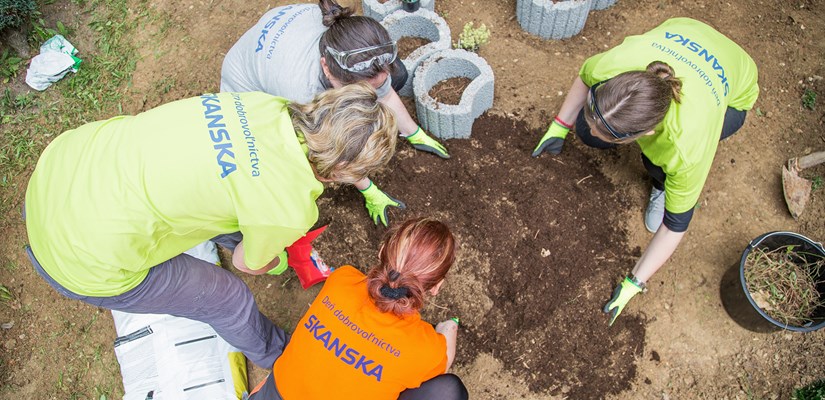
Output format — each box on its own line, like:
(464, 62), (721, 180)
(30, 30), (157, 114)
(588, 81), (645, 140)
(325, 42), (397, 73)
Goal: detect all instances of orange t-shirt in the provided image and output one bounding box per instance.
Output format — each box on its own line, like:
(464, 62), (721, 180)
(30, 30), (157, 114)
(273, 266), (447, 399)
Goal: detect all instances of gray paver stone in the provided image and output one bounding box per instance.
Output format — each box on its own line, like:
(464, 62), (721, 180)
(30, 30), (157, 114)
(413, 49), (494, 139)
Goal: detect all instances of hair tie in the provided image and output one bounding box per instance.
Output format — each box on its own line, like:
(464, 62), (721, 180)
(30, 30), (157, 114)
(380, 285), (409, 300)
(388, 270), (400, 281)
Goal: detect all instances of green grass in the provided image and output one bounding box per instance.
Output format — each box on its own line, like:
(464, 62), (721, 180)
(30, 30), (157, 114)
(794, 379), (825, 400)
(802, 88), (817, 110)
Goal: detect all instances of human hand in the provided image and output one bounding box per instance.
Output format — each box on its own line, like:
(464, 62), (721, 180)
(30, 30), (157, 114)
(602, 277), (644, 326)
(435, 318), (459, 335)
(406, 127), (450, 159)
(359, 182), (406, 226)
(532, 118), (571, 157)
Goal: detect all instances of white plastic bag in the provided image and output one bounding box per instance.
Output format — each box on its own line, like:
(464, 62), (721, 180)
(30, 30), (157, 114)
(112, 241), (247, 400)
(25, 35), (82, 91)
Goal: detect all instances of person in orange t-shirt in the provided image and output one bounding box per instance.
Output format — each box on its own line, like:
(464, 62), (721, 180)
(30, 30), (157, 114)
(249, 217), (467, 400)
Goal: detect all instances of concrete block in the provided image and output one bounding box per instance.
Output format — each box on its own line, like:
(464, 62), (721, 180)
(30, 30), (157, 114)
(381, 9), (451, 97)
(591, 0), (617, 10)
(413, 49), (494, 140)
(516, 0), (592, 40)
(361, 0), (435, 21)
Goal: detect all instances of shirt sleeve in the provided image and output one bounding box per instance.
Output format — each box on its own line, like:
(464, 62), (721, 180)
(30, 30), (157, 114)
(416, 331), (449, 383)
(239, 224), (306, 270)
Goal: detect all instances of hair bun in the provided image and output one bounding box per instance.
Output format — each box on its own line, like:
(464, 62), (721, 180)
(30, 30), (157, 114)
(646, 61), (682, 103)
(319, 0), (354, 27)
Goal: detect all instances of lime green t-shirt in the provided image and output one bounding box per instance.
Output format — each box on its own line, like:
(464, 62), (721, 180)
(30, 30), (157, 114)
(25, 92), (324, 296)
(580, 18), (759, 213)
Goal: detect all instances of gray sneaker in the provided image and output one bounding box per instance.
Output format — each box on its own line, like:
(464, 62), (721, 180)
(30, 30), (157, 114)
(644, 187), (665, 233)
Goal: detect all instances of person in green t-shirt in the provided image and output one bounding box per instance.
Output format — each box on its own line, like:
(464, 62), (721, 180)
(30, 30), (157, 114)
(24, 82), (397, 368)
(531, 18), (759, 326)
(221, 0), (451, 226)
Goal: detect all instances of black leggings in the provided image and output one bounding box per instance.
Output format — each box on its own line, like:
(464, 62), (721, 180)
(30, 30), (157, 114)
(399, 374), (469, 400)
(574, 106), (747, 190)
(249, 373), (468, 400)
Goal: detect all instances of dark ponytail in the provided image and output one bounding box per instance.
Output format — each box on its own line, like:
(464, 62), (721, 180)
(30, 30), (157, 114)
(646, 61), (682, 103)
(318, 0), (353, 27)
(317, 0), (395, 84)
(584, 61), (683, 142)
(367, 218), (456, 317)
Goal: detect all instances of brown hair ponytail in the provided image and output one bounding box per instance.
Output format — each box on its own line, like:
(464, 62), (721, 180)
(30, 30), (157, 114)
(318, 0), (354, 27)
(367, 218), (457, 317)
(584, 61), (683, 142)
(646, 61), (682, 103)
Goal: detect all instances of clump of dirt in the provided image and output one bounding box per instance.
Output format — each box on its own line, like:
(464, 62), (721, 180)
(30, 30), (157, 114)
(428, 77), (472, 105)
(397, 36), (432, 60)
(316, 114), (645, 398)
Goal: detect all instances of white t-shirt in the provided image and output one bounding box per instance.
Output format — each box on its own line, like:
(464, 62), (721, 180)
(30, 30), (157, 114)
(221, 4), (392, 103)
(221, 4), (327, 104)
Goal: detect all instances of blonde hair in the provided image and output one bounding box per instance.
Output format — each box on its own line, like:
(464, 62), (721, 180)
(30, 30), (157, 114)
(289, 82), (397, 183)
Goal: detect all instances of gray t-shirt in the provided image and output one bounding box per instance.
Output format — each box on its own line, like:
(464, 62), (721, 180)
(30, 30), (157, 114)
(221, 4), (391, 103)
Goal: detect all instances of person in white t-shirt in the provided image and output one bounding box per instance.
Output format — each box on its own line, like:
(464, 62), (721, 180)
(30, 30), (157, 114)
(222, 0), (449, 226)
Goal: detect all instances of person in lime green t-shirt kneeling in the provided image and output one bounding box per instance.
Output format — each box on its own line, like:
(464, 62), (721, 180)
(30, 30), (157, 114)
(532, 18), (759, 326)
(24, 82), (396, 368)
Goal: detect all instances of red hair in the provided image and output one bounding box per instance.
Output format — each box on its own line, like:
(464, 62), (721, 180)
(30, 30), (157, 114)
(367, 218), (456, 316)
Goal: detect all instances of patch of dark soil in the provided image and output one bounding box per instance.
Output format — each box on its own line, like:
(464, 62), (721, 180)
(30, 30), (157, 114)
(397, 36), (432, 60)
(428, 77), (472, 105)
(317, 114), (645, 398)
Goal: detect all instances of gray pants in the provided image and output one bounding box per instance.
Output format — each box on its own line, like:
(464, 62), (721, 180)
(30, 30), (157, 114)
(25, 233), (287, 368)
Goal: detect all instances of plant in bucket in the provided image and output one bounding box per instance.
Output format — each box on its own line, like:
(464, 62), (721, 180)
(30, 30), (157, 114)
(402, 0), (420, 12)
(740, 231), (825, 332)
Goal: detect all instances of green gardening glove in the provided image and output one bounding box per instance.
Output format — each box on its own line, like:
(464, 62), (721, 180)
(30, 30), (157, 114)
(603, 277), (644, 326)
(359, 182), (406, 226)
(532, 120), (570, 157)
(265, 250), (289, 276)
(406, 127), (450, 159)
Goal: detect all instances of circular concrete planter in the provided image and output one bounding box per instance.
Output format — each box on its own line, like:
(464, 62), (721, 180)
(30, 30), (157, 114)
(381, 9), (451, 97)
(361, 0), (435, 21)
(413, 49), (494, 140)
(516, 0), (593, 40)
(591, 0), (617, 10)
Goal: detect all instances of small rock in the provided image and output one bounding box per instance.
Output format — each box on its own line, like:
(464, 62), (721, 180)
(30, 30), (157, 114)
(561, 385), (570, 394)
(765, 111), (773, 118)
(1, 321), (12, 329)
(4, 339), (16, 350)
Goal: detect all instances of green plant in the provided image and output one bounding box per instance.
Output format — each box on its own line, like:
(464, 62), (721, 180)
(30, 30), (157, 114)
(802, 88), (817, 110)
(454, 21), (490, 52)
(0, 49), (22, 83)
(0, 0), (36, 31)
(812, 176), (823, 192)
(794, 379), (825, 400)
(743, 245), (825, 326)
(0, 284), (12, 303)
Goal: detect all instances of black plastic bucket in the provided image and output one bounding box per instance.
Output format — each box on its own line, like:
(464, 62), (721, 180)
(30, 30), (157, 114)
(736, 231), (825, 332)
(402, 0), (421, 12)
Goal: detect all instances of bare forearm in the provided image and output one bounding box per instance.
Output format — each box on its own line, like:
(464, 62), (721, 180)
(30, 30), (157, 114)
(354, 178), (371, 191)
(631, 226), (686, 283)
(436, 321), (458, 371)
(379, 90), (418, 136)
(557, 76), (588, 124)
(232, 241), (282, 275)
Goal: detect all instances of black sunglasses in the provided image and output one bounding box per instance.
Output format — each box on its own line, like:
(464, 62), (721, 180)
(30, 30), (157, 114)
(588, 81), (645, 140)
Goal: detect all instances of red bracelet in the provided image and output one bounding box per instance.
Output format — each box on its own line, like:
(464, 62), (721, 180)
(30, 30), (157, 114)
(554, 116), (573, 129)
